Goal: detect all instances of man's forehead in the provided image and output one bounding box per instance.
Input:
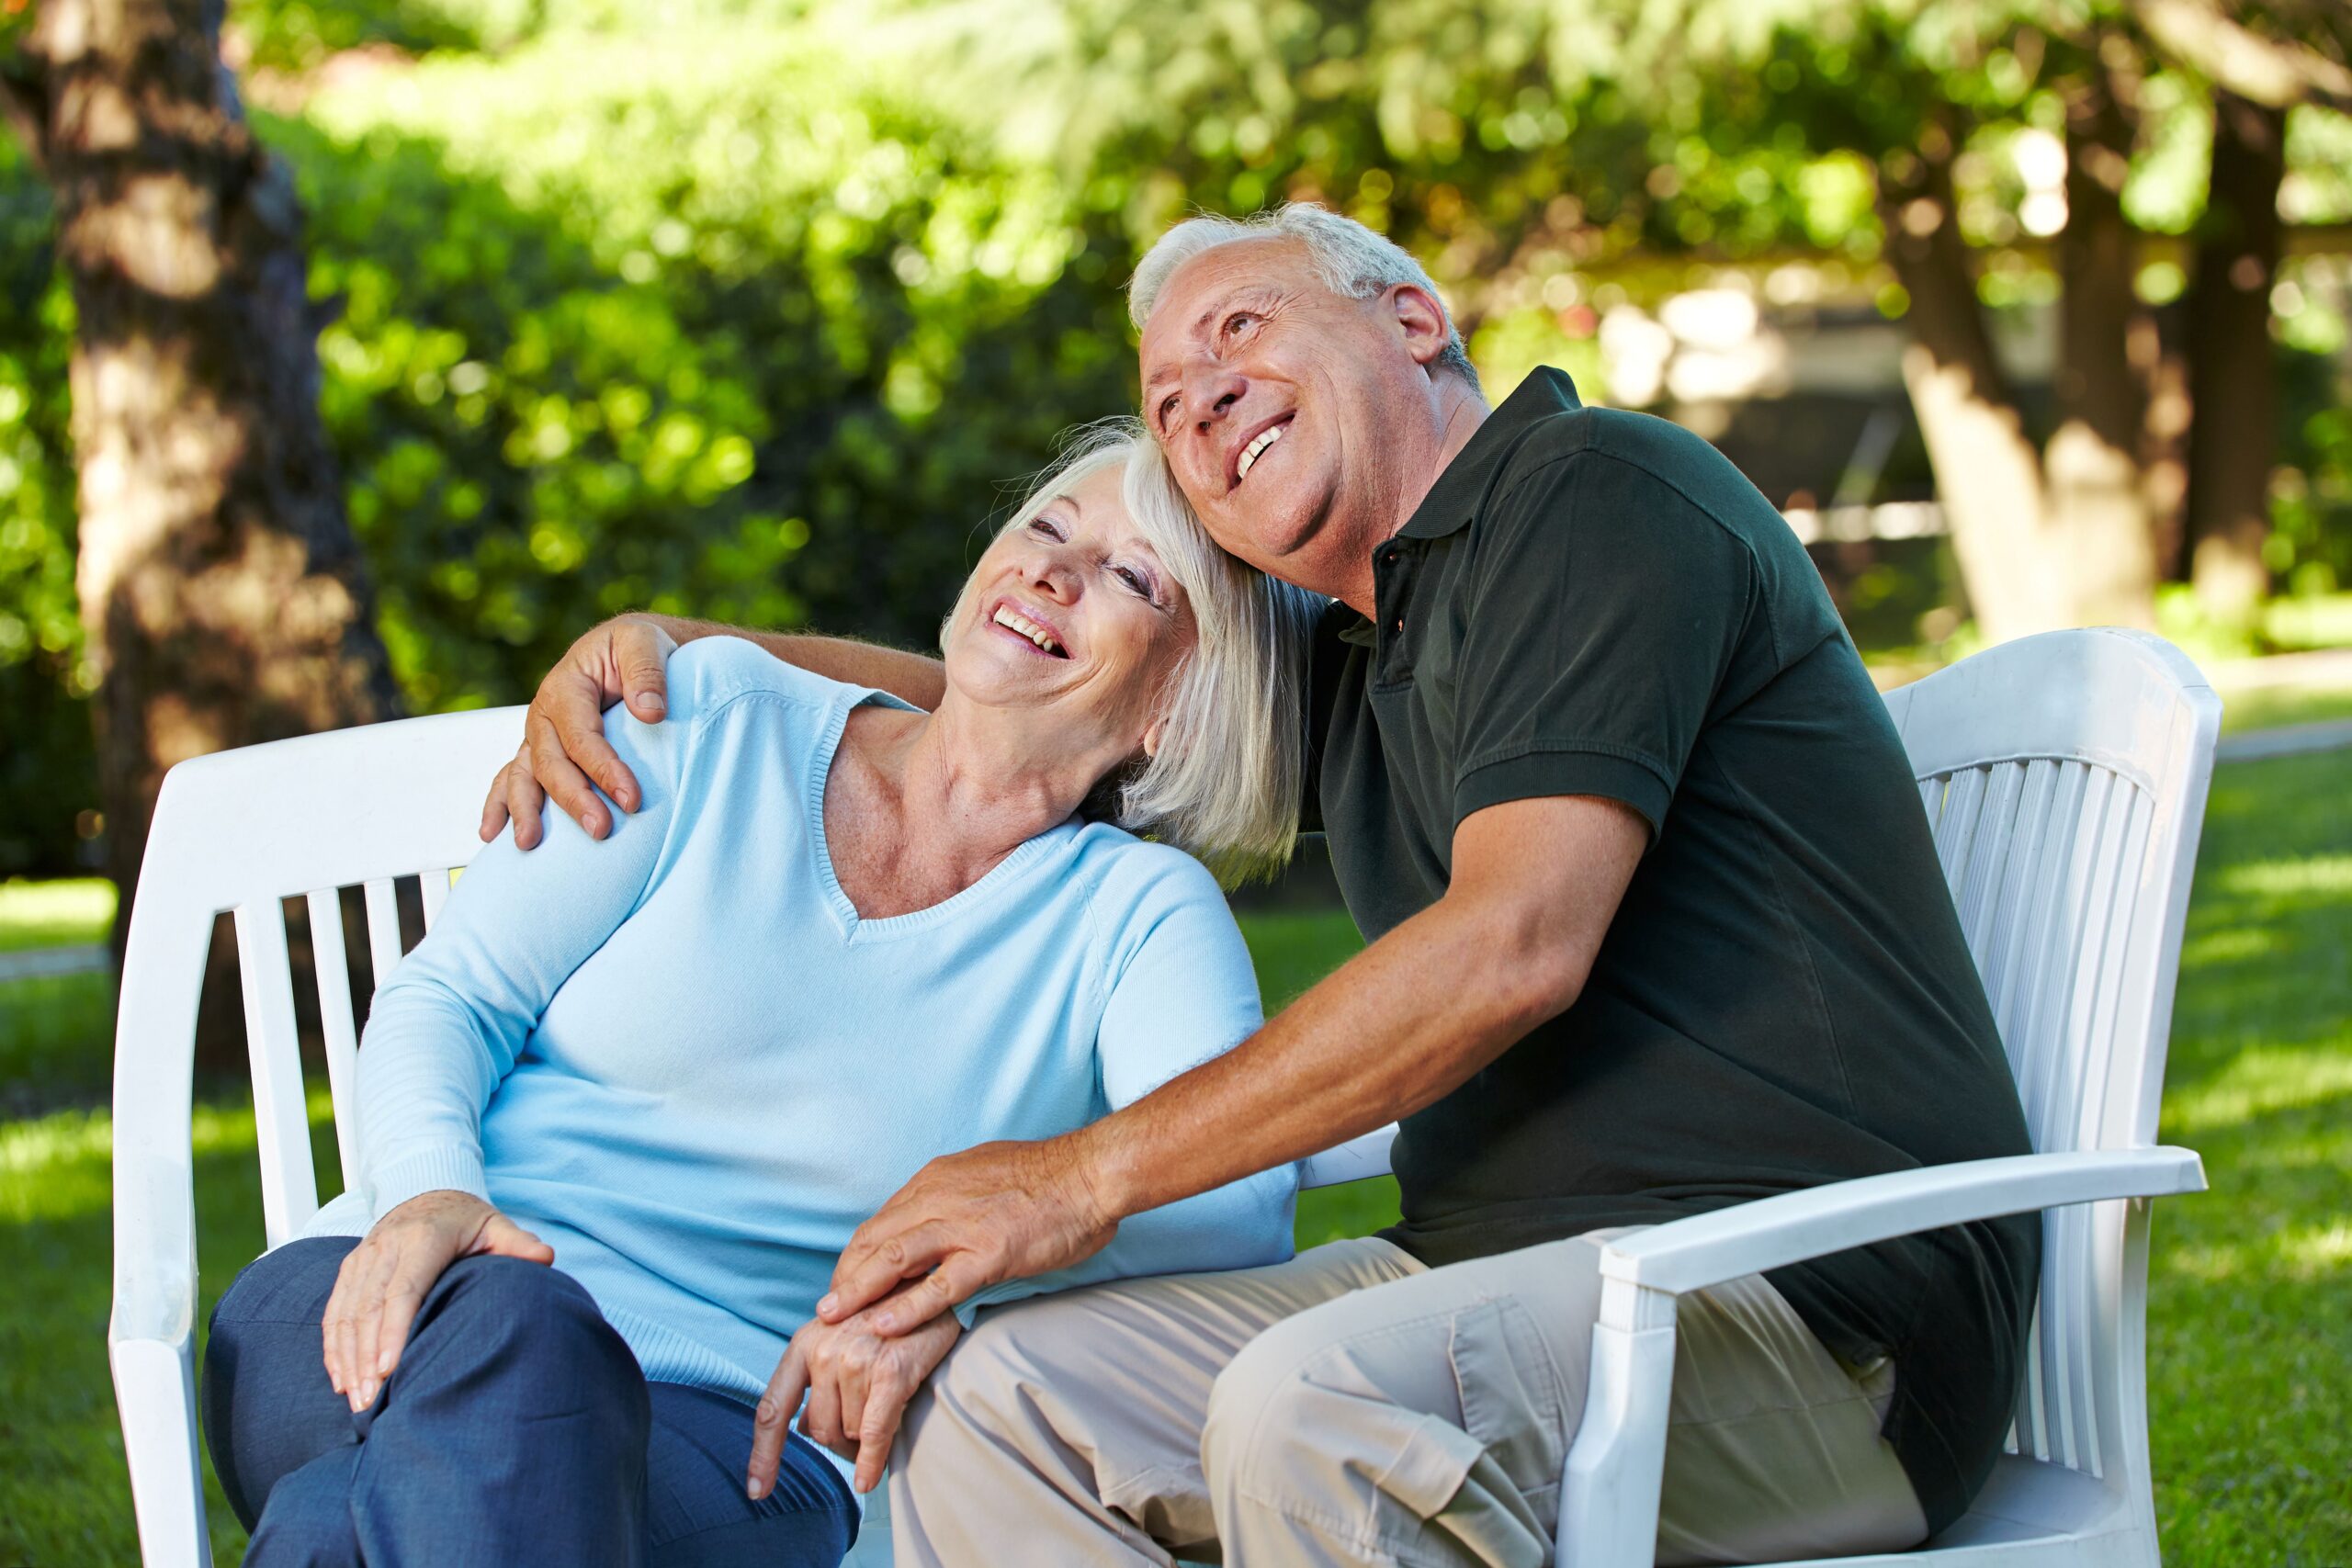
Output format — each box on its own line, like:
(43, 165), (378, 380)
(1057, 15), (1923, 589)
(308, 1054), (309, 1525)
(1139, 239), (1313, 381)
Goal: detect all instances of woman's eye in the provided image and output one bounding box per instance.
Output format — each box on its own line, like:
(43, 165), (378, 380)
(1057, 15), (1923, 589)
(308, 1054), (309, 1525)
(1030, 518), (1065, 541)
(1114, 566), (1149, 597)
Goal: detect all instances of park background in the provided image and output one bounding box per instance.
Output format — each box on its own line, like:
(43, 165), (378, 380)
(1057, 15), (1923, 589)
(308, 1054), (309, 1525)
(2, 0), (2348, 1562)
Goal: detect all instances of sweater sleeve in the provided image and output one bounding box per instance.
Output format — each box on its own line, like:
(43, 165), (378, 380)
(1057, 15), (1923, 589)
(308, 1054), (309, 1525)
(355, 704), (696, 1224)
(956, 851), (1299, 1325)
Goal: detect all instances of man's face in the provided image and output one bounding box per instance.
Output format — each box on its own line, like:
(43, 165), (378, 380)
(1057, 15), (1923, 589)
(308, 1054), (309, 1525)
(1137, 239), (1435, 599)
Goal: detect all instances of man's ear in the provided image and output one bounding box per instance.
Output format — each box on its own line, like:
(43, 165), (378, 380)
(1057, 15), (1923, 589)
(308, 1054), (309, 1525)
(1386, 283), (1453, 369)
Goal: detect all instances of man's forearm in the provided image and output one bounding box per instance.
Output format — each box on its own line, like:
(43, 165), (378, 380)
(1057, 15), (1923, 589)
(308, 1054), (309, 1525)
(1073, 892), (1561, 1223)
(637, 615), (947, 711)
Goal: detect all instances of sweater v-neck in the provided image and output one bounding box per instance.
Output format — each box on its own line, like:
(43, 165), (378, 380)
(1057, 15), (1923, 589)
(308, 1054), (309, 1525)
(807, 690), (1077, 942)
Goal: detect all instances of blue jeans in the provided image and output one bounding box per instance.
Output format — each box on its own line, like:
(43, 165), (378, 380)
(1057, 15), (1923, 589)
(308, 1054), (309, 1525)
(201, 1236), (857, 1568)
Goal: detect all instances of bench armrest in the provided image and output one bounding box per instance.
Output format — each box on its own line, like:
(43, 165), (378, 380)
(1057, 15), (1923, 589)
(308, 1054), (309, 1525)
(1597, 1146), (2208, 1300)
(1300, 1123), (1398, 1190)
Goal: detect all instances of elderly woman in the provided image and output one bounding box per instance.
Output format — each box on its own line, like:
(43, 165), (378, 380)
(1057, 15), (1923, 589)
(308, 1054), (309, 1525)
(198, 424), (1321, 1568)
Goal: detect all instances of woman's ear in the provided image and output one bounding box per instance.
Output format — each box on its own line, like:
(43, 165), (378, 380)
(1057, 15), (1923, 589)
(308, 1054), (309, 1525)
(1141, 716), (1168, 760)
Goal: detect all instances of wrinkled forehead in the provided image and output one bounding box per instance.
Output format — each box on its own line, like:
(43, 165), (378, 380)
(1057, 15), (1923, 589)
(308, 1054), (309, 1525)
(1138, 238), (1325, 388)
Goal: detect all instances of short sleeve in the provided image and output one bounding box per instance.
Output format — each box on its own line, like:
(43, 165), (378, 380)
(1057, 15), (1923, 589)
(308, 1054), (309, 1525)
(1451, 453), (1757, 837)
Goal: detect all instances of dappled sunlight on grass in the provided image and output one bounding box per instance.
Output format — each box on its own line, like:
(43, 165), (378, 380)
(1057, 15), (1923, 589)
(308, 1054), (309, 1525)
(0, 878), (115, 953)
(2216, 853), (2352, 901)
(0, 1090), (340, 1564)
(2162, 1043), (2352, 1136)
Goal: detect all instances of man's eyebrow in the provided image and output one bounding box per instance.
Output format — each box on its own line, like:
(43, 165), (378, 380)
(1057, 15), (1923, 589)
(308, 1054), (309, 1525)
(1142, 291), (1252, 393)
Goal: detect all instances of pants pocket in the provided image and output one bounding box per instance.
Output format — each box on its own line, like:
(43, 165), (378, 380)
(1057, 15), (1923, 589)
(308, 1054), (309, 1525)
(1448, 1297), (1568, 1506)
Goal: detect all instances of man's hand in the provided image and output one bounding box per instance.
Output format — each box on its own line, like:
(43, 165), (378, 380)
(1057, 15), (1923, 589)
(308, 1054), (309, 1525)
(749, 1285), (964, 1497)
(480, 615), (678, 849)
(816, 1137), (1119, 1335)
(321, 1190), (555, 1413)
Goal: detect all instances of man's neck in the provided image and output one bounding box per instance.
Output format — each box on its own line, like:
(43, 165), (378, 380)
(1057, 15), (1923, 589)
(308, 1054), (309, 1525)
(1335, 378), (1490, 617)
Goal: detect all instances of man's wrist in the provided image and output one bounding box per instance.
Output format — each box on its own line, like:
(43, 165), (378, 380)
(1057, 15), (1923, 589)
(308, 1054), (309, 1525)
(1066, 1117), (1143, 1224)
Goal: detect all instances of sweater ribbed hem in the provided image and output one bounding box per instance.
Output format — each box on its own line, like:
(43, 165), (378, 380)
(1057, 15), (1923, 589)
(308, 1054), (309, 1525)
(598, 1303), (864, 1508)
(368, 1145), (492, 1222)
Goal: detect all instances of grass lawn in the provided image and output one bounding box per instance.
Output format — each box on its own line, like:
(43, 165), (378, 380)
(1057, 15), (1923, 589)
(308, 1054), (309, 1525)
(0, 877), (114, 953)
(2, 748), (2346, 1564)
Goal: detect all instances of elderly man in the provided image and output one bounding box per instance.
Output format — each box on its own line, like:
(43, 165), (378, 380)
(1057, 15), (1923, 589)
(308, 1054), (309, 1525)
(488, 205), (2037, 1566)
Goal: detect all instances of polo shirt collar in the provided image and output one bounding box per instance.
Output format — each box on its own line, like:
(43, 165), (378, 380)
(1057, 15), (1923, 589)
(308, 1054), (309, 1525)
(1395, 367), (1585, 541)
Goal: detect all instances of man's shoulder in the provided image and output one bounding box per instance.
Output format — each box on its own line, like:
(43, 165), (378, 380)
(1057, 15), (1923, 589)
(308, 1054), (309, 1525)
(1493, 405), (1775, 531)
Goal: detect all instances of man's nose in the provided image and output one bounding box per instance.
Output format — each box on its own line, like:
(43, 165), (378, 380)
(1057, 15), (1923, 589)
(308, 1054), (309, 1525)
(1184, 366), (1247, 429)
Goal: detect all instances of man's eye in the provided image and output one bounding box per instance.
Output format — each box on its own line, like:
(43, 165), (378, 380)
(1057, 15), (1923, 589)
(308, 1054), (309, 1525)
(1158, 394), (1180, 429)
(1224, 311), (1256, 336)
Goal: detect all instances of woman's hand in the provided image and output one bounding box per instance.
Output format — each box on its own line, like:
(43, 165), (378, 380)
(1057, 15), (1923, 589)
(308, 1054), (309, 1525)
(748, 1285), (963, 1499)
(479, 615), (679, 849)
(321, 1190), (555, 1413)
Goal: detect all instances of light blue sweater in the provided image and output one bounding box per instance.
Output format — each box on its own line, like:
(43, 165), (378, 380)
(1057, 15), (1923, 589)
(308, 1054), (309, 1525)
(305, 638), (1297, 1438)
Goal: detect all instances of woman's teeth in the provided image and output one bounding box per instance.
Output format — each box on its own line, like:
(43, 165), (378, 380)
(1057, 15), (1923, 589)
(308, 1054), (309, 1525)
(993, 604), (1066, 656)
(1237, 422), (1285, 480)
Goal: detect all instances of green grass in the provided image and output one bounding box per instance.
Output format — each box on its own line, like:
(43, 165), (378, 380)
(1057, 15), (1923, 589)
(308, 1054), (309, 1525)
(2, 747), (2346, 1563)
(0, 877), (114, 953)
(2214, 681), (2352, 736)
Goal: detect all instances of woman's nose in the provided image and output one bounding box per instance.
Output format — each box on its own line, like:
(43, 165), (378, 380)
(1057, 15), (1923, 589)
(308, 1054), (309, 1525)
(1023, 552), (1079, 602)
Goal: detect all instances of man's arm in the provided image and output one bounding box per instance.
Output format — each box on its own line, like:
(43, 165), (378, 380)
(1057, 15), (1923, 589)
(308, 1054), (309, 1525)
(820, 791), (1649, 1333)
(481, 614), (947, 847)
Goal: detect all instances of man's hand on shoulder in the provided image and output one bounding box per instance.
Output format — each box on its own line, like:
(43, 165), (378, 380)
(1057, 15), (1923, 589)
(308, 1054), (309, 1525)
(479, 615), (679, 849)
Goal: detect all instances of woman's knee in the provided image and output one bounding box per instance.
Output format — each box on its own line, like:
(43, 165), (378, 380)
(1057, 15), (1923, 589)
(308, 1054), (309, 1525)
(426, 1255), (624, 1364)
(202, 1239), (364, 1531)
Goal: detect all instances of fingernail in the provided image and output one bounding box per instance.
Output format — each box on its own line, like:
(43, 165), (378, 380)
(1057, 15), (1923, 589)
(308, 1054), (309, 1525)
(641, 694), (665, 716)
(817, 1293), (837, 1315)
(745, 1479), (764, 1501)
(376, 1348), (395, 1374)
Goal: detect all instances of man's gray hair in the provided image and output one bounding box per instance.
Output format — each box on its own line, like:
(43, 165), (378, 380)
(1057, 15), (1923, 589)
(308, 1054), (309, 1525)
(942, 421), (1324, 887)
(1128, 204), (1480, 392)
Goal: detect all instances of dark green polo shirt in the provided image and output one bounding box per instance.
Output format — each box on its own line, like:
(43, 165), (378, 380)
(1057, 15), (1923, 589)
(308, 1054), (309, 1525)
(1308, 368), (2039, 1533)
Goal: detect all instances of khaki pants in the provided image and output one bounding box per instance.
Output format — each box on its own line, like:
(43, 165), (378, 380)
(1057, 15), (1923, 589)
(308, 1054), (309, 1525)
(889, 1232), (1928, 1568)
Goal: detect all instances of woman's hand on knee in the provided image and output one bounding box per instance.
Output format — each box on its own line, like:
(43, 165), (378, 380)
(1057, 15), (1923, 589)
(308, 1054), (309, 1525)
(748, 1286), (961, 1499)
(321, 1190), (554, 1413)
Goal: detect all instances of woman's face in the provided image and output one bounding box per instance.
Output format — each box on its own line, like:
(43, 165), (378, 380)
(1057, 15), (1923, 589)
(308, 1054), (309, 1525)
(945, 460), (1197, 759)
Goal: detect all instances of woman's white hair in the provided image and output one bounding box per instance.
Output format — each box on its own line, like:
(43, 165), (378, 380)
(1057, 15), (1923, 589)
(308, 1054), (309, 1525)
(944, 421), (1324, 888)
(1128, 203), (1480, 392)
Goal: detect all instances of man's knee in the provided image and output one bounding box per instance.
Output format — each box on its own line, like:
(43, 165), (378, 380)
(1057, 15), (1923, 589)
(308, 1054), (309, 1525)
(921, 1300), (1058, 1432)
(1200, 1309), (1329, 1489)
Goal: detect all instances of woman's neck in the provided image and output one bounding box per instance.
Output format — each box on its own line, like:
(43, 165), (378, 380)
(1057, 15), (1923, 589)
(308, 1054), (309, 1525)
(826, 694), (1128, 916)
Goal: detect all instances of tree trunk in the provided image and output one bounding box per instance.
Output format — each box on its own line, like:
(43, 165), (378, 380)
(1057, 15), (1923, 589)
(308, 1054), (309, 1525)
(2184, 90), (2287, 624)
(2046, 56), (2159, 630)
(7, 0), (400, 1061)
(1878, 116), (2063, 644)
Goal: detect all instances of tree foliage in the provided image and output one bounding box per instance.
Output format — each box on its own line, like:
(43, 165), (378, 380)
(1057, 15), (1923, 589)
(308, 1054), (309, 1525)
(2, 0), (2348, 872)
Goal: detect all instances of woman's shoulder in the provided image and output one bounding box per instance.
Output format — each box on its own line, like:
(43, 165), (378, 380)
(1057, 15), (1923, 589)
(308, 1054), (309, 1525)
(1065, 823), (1233, 930)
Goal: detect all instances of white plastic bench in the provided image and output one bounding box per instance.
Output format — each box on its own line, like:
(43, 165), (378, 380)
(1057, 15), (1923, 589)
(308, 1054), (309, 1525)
(110, 627), (2216, 1566)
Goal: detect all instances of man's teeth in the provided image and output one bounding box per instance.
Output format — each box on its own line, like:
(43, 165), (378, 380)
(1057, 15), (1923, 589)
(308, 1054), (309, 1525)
(1237, 421), (1285, 480)
(993, 604), (1064, 655)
